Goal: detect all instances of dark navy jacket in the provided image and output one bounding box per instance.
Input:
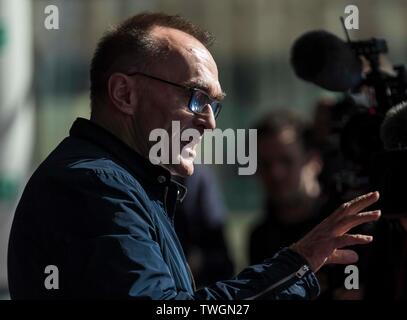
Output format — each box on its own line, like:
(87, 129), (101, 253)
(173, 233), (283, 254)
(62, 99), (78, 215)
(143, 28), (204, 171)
(8, 118), (320, 299)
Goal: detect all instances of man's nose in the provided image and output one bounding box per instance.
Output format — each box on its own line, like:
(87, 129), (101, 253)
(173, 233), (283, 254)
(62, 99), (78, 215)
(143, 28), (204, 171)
(193, 104), (216, 130)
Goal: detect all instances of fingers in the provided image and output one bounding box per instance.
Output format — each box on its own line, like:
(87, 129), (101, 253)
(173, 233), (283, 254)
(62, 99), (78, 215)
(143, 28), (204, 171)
(336, 234), (373, 249)
(326, 249), (359, 265)
(335, 191), (380, 217)
(292, 192), (380, 272)
(336, 210), (381, 235)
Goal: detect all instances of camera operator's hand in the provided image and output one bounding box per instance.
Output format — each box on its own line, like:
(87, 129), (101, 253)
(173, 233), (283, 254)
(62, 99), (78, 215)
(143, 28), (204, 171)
(290, 192), (380, 272)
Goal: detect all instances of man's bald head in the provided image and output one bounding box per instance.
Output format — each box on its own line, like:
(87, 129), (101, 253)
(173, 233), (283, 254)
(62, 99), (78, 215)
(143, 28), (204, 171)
(89, 12), (214, 113)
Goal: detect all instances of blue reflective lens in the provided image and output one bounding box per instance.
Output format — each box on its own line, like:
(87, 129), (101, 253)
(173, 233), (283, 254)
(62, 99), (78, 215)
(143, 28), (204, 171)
(189, 90), (221, 118)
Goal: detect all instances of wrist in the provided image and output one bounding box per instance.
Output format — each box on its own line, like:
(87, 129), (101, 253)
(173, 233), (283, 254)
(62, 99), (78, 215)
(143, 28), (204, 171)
(289, 243), (315, 272)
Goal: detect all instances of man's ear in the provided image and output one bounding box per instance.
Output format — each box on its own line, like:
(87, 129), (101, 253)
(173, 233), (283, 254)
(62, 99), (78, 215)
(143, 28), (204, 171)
(305, 151), (323, 175)
(300, 151), (323, 198)
(107, 73), (138, 115)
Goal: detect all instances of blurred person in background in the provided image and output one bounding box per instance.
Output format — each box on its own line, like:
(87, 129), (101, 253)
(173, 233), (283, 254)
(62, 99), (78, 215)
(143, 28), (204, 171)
(174, 164), (234, 288)
(250, 110), (325, 263)
(249, 110), (341, 298)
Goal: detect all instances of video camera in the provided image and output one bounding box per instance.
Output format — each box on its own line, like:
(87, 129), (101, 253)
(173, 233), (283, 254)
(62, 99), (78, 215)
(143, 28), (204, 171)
(290, 18), (407, 216)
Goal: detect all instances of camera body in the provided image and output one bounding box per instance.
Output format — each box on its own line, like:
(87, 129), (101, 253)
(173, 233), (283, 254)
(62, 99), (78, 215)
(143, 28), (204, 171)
(316, 36), (407, 216)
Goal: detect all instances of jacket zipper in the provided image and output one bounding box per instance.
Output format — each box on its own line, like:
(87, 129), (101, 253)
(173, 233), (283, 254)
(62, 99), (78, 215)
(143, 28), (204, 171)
(244, 265), (310, 300)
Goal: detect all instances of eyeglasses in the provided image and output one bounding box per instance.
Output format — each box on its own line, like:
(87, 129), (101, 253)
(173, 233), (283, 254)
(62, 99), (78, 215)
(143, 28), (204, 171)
(126, 71), (222, 119)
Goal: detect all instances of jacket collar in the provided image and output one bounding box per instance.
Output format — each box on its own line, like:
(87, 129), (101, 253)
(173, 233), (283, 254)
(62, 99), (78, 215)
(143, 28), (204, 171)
(69, 118), (187, 208)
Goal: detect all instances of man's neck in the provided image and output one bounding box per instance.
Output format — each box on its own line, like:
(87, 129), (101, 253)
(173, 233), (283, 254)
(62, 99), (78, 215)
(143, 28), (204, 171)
(90, 112), (147, 159)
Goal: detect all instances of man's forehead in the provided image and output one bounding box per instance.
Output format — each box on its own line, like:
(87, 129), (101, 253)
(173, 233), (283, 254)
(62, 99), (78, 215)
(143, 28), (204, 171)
(150, 26), (224, 100)
(150, 26), (215, 69)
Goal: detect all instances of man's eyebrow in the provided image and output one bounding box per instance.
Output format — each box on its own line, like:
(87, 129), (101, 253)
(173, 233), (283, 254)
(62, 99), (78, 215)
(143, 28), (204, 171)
(183, 80), (226, 101)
